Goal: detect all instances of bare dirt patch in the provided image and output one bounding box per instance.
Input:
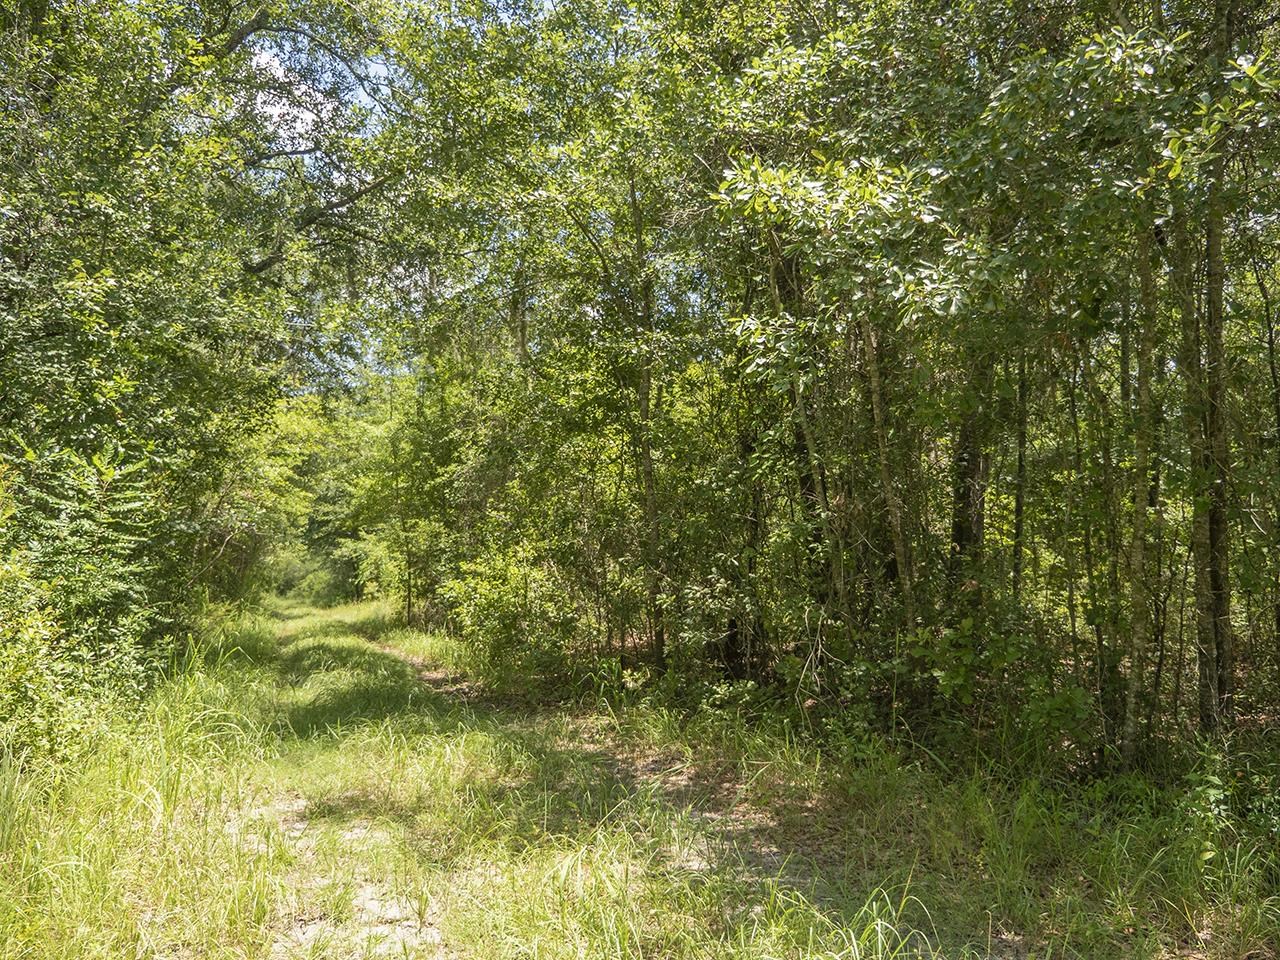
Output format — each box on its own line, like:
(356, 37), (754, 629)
(241, 790), (448, 959)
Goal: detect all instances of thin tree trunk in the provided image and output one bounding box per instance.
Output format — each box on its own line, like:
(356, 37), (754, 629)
(1123, 234), (1157, 765)
(1013, 351), (1028, 603)
(1172, 208), (1220, 732)
(1201, 0), (1236, 726)
(629, 173), (664, 668)
(1205, 165), (1233, 726)
(949, 362), (991, 608)
(859, 311), (915, 629)
(1249, 254), (1280, 684)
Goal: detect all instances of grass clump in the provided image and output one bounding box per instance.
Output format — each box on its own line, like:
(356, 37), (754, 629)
(2, 601), (1276, 959)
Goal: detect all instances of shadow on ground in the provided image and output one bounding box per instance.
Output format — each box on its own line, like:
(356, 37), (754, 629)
(206, 604), (949, 953)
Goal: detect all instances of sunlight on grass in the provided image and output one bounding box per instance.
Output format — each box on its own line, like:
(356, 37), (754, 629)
(2, 602), (1275, 959)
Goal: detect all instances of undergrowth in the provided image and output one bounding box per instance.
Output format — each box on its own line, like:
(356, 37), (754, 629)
(1, 600), (1276, 959)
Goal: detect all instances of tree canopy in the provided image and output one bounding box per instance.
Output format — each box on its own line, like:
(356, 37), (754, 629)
(4, 0), (1280, 767)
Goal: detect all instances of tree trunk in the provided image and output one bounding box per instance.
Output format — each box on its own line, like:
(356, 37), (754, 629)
(1012, 351), (1028, 603)
(1172, 208), (1221, 733)
(948, 362), (991, 606)
(1123, 233), (1157, 765)
(859, 311), (915, 630)
(1204, 13), (1234, 722)
(629, 173), (665, 669)
(1249, 253), (1280, 688)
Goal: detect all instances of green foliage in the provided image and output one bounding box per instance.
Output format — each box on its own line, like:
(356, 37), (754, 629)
(440, 545), (580, 685)
(10, 603), (1278, 959)
(0, 461), (154, 757)
(4, 0), (1280, 949)
(0, 0), (385, 752)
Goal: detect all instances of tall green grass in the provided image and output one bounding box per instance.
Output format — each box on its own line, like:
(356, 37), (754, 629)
(2, 601), (1275, 959)
(0, 660), (284, 957)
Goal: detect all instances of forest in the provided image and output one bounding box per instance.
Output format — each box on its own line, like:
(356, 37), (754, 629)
(3, 0), (1280, 956)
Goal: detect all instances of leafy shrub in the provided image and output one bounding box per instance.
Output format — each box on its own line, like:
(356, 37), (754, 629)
(0, 456), (162, 758)
(0, 557), (148, 760)
(439, 545), (578, 686)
